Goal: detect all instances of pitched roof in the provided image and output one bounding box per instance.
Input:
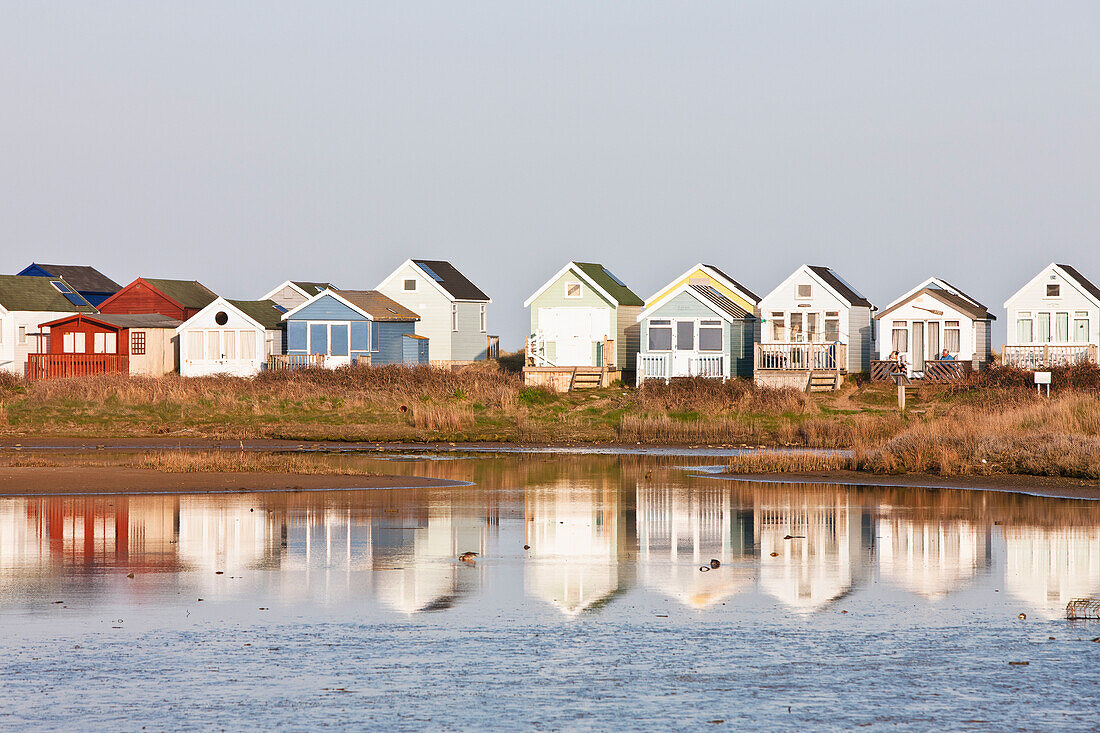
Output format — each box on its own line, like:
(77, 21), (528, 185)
(337, 290), (420, 321)
(573, 262), (644, 306)
(227, 299), (286, 330)
(291, 281), (337, 297)
(0, 275), (96, 313)
(807, 266), (873, 308)
(23, 264), (121, 293)
(1057, 264), (1100, 304)
(411, 260), (489, 301)
(690, 284), (754, 319)
(703, 264), (761, 304)
(875, 287), (994, 322)
(140, 278), (219, 309)
(91, 313), (183, 329)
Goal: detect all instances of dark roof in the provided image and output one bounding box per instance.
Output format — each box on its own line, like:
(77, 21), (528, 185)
(91, 313), (182, 329)
(1057, 264), (1100, 304)
(690, 284), (754, 320)
(291, 281), (337, 297)
(227, 300), (286, 330)
(411, 260), (489, 302)
(0, 275), (96, 313)
(573, 262), (644, 306)
(337, 290), (420, 321)
(807, 266), (873, 308)
(702, 264), (761, 304)
(23, 264), (122, 293)
(140, 278), (219, 309)
(875, 287), (994, 322)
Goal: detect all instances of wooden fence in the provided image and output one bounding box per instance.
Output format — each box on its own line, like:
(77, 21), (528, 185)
(266, 354), (328, 371)
(754, 343), (846, 372)
(872, 360), (972, 382)
(26, 353), (129, 381)
(1001, 344), (1098, 370)
(487, 335), (500, 360)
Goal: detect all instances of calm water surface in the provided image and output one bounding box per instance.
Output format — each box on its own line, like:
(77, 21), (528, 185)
(1, 453), (1099, 731)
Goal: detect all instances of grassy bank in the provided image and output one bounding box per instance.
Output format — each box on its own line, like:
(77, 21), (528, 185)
(1, 363), (1099, 480)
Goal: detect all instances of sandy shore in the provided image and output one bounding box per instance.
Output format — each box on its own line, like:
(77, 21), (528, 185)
(716, 469), (1100, 500)
(0, 466), (468, 497)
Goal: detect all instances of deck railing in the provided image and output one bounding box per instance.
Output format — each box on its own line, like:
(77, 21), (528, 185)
(872, 359), (972, 382)
(1001, 344), (1098, 370)
(26, 353), (129, 381)
(266, 354), (328, 371)
(754, 343), (846, 372)
(635, 353), (726, 385)
(486, 335), (500, 360)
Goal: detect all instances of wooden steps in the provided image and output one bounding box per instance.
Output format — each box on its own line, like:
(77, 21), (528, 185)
(569, 368), (605, 390)
(807, 371), (840, 392)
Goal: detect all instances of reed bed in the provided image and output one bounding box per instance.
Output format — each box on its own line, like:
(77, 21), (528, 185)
(134, 451), (374, 475)
(724, 450), (857, 474)
(634, 378), (809, 414)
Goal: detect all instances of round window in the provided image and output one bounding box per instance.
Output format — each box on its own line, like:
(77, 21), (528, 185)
(214, 311), (229, 326)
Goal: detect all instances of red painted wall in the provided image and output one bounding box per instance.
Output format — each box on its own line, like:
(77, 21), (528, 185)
(98, 281), (192, 320)
(46, 318), (128, 355)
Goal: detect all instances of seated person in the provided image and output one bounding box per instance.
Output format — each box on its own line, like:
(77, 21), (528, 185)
(888, 350), (901, 364)
(939, 349), (955, 361)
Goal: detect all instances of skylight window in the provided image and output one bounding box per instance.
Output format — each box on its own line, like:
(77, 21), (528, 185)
(61, 293), (87, 307)
(273, 304), (287, 313)
(602, 267), (627, 287)
(50, 281), (73, 293)
(418, 263), (445, 282)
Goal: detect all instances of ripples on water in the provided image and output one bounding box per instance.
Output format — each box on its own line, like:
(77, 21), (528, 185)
(0, 453), (1098, 730)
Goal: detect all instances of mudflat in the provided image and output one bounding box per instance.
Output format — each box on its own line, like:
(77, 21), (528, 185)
(0, 466), (465, 496)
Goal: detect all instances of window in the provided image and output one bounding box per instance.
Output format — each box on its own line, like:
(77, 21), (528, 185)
(74, 332), (85, 352)
(188, 331), (204, 360)
(131, 331), (146, 355)
(771, 312), (786, 341)
(806, 313), (820, 342)
(224, 330), (236, 360)
(824, 313), (840, 342)
(480, 304), (487, 333)
(891, 322), (908, 353)
(1016, 317), (1033, 344)
(1037, 312), (1051, 343)
(1046, 284), (1060, 297)
(451, 304), (459, 332)
(17, 326), (26, 345)
(403, 278), (417, 292)
(49, 281), (72, 293)
(796, 283), (812, 299)
(944, 321), (960, 352)
(94, 333), (106, 353)
(239, 331), (256, 360)
(676, 321), (694, 351)
(648, 320), (672, 351)
(214, 311), (229, 326)
(207, 331), (220, 359)
(789, 312), (803, 341)
(699, 320), (723, 351)
(1055, 312), (1069, 342)
(565, 281), (582, 298)
(1075, 312), (1089, 343)
(63, 333), (75, 353)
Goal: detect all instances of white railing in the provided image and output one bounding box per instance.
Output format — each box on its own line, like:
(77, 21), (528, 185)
(1001, 344), (1098, 370)
(636, 353), (726, 385)
(755, 343), (844, 371)
(525, 332), (555, 367)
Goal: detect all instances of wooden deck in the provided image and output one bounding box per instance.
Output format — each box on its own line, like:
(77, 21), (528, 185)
(26, 353), (129, 381)
(753, 343), (846, 391)
(266, 354), (329, 370)
(523, 366), (620, 392)
(871, 359), (972, 383)
(1001, 344), (1098, 369)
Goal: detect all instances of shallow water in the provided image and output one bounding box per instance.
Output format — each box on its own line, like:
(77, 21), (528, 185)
(1, 453), (1099, 730)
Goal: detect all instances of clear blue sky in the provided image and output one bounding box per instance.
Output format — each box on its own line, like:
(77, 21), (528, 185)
(2, 2), (1098, 347)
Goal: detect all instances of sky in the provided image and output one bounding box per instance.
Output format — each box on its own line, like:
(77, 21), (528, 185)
(2, 1), (1098, 348)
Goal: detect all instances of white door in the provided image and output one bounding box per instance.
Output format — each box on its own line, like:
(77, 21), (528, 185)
(672, 320), (695, 375)
(539, 307), (610, 367)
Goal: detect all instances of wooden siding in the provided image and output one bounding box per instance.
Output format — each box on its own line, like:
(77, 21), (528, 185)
(99, 282), (196, 320)
(647, 267), (755, 313)
(372, 322), (418, 365)
(529, 265), (618, 368)
(128, 330), (177, 376)
(178, 302), (271, 377)
(640, 290), (755, 378)
(452, 301), (488, 361)
(0, 310), (85, 376)
(848, 306), (873, 373)
(268, 285), (309, 311)
(289, 294), (366, 322)
(377, 262), (453, 362)
(1005, 265), (1100, 347)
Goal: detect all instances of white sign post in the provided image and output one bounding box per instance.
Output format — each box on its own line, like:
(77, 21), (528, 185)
(1034, 371), (1051, 398)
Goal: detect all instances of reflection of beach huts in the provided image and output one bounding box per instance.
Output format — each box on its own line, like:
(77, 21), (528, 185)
(370, 504), (486, 615)
(525, 482), (627, 616)
(177, 499), (279, 572)
(636, 486), (755, 609)
(1004, 525), (1100, 619)
(755, 491), (866, 613)
(876, 516), (990, 599)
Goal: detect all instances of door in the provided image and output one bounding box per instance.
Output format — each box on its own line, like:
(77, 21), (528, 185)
(328, 324), (350, 367)
(672, 320), (695, 375)
(927, 322), (939, 362)
(911, 322), (925, 370)
(539, 307), (609, 366)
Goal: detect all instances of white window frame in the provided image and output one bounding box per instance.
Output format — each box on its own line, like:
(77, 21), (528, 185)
(796, 283), (812, 299)
(565, 281), (583, 299)
(17, 326), (27, 345)
(698, 320), (723, 352)
(403, 278), (417, 292)
(479, 304), (486, 333)
(1045, 283), (1061, 298)
(647, 319), (673, 352)
(451, 304), (459, 332)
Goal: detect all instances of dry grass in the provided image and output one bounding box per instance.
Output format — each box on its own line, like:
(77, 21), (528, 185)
(619, 414), (765, 444)
(133, 451), (374, 474)
(724, 450), (857, 474)
(635, 378), (809, 414)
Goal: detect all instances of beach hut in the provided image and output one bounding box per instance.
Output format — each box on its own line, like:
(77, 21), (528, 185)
(0, 275), (96, 376)
(259, 281), (338, 312)
(29, 313), (180, 380)
(16, 264), (122, 307)
(1002, 262), (1100, 369)
(177, 298), (286, 377)
(755, 265), (876, 390)
(873, 277), (994, 381)
(98, 278), (218, 321)
(280, 289), (424, 369)
(522, 262), (643, 390)
(375, 260), (495, 364)
(635, 282), (758, 384)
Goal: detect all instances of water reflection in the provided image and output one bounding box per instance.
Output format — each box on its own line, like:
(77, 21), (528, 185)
(1, 458), (1099, 617)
